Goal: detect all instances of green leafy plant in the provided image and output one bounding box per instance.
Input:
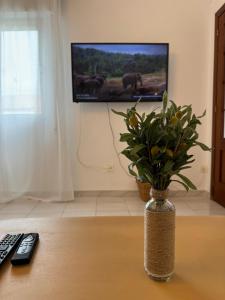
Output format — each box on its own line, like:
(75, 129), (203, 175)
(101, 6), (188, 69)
(112, 92), (211, 191)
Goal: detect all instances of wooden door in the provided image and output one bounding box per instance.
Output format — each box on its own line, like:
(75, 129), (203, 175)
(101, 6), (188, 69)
(212, 4), (225, 206)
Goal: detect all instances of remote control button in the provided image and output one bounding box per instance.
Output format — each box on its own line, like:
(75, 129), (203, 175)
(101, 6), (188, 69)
(23, 235), (34, 242)
(0, 233), (23, 266)
(18, 247), (27, 254)
(0, 245), (8, 251)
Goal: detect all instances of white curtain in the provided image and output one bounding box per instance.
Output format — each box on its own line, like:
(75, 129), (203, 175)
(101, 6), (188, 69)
(0, 0), (75, 202)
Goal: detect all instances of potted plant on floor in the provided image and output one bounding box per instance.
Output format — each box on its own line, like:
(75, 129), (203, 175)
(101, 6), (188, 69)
(112, 92), (210, 281)
(135, 174), (151, 202)
(112, 107), (151, 201)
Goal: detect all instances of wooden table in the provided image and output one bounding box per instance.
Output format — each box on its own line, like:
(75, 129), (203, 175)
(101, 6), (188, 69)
(0, 216), (224, 300)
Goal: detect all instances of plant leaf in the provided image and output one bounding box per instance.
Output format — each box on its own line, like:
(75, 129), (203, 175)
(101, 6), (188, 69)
(130, 144), (146, 156)
(176, 173), (197, 190)
(197, 110), (206, 119)
(128, 163), (137, 177)
(111, 109), (127, 118)
(162, 161), (174, 173)
(162, 91), (168, 112)
(194, 141), (211, 151)
(120, 133), (134, 142)
(171, 179), (189, 191)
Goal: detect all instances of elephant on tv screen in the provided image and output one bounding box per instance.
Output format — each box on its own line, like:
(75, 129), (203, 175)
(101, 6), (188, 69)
(122, 73), (143, 90)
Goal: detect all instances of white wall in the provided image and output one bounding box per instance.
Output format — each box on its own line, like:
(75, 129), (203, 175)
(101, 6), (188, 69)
(62, 0), (218, 191)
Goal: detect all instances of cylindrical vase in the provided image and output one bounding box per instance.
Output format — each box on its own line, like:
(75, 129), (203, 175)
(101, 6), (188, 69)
(144, 188), (175, 281)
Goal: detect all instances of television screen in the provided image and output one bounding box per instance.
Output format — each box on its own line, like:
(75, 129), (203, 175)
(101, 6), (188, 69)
(71, 43), (169, 102)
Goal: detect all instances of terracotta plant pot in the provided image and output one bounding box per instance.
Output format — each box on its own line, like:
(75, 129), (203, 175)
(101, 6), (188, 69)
(136, 178), (151, 202)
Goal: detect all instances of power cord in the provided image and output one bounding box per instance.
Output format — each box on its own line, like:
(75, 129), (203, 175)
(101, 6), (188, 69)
(76, 102), (136, 178)
(76, 104), (111, 171)
(106, 103), (132, 178)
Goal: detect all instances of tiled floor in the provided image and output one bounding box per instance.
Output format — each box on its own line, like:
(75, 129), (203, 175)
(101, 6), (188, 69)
(0, 194), (225, 219)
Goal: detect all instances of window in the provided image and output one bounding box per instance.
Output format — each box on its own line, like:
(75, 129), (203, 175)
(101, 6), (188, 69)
(0, 30), (40, 114)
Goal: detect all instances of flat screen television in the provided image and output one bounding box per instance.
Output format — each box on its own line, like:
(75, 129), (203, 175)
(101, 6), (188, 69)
(71, 43), (169, 102)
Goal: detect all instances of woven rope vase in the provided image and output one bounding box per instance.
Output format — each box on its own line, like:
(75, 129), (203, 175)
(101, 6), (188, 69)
(144, 188), (175, 281)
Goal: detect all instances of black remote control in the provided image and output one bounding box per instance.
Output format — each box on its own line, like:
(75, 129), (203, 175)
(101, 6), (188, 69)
(11, 233), (39, 265)
(0, 233), (23, 266)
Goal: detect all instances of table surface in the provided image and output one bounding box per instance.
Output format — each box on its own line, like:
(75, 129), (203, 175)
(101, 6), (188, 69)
(0, 216), (224, 300)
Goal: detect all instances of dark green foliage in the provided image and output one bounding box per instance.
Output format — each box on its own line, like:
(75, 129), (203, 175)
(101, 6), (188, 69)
(73, 46), (167, 77)
(112, 92), (211, 191)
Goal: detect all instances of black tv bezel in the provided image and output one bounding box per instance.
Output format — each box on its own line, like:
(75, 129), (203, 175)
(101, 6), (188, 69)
(71, 42), (169, 103)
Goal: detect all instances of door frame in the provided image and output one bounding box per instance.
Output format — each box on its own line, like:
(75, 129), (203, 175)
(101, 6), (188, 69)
(211, 3), (225, 199)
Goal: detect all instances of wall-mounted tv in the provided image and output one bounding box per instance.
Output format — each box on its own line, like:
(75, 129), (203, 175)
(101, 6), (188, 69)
(71, 43), (169, 102)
